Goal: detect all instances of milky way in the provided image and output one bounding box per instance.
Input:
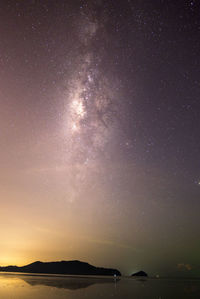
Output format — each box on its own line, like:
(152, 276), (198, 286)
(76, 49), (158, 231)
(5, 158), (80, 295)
(58, 5), (123, 202)
(64, 11), (119, 157)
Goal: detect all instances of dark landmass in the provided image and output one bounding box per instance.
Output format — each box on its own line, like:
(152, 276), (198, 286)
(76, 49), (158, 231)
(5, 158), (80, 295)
(0, 260), (121, 276)
(131, 271), (148, 277)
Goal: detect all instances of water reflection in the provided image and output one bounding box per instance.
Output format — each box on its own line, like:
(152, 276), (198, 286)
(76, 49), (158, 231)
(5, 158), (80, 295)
(20, 275), (120, 290)
(0, 273), (200, 299)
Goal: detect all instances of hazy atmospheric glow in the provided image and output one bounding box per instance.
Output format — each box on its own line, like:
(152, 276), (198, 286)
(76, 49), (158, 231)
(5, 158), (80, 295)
(0, 0), (200, 278)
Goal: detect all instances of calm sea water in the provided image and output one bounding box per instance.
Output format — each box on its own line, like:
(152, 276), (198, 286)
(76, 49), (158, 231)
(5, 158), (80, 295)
(0, 272), (200, 299)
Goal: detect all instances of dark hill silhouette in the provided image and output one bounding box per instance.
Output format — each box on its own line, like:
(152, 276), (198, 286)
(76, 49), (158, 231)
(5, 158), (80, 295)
(131, 271), (148, 277)
(0, 260), (121, 276)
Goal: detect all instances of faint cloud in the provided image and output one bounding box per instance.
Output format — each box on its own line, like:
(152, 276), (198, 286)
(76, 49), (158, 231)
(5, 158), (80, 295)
(26, 165), (68, 174)
(81, 236), (139, 252)
(177, 263), (192, 271)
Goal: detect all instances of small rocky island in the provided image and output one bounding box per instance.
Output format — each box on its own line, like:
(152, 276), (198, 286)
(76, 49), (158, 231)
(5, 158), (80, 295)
(0, 260), (121, 276)
(131, 271), (148, 277)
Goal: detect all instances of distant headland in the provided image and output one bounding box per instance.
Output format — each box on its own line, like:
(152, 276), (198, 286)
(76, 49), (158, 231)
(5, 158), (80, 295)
(131, 270), (148, 277)
(0, 260), (121, 276)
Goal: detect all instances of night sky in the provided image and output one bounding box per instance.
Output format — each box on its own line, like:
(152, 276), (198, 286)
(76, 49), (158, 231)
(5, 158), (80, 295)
(1, 0), (200, 277)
